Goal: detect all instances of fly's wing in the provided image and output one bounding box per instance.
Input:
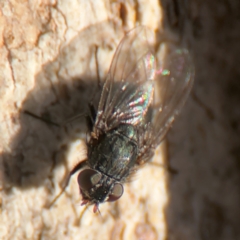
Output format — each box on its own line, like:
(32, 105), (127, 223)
(94, 26), (194, 158)
(137, 41), (194, 164)
(151, 44), (194, 145)
(94, 26), (156, 133)
(138, 42), (194, 164)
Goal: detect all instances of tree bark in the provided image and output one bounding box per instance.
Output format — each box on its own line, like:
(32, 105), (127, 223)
(1, 0), (240, 240)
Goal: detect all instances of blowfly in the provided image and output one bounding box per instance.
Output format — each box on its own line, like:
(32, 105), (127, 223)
(52, 26), (194, 213)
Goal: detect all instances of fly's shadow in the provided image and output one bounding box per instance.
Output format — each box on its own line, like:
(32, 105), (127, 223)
(1, 22), (122, 193)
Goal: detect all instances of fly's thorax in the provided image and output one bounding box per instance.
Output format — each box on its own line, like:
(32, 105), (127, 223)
(87, 124), (139, 181)
(77, 169), (123, 204)
(115, 124), (138, 142)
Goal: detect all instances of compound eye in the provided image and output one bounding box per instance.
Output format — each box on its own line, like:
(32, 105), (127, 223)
(107, 183), (124, 202)
(78, 169), (101, 190)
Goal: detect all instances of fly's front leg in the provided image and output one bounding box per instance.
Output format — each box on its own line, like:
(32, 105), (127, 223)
(47, 159), (88, 208)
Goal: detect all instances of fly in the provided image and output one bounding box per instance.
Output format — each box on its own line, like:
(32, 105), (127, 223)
(51, 26), (194, 213)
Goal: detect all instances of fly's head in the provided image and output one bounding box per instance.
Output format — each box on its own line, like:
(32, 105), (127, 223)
(77, 169), (124, 212)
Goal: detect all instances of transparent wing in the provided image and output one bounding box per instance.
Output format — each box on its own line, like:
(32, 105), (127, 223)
(95, 26), (156, 132)
(149, 45), (194, 147)
(94, 26), (194, 148)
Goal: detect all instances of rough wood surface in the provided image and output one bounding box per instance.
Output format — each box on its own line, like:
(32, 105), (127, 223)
(0, 0), (240, 240)
(0, 1), (166, 240)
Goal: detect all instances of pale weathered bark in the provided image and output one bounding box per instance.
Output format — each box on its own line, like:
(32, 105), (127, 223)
(1, 0), (240, 240)
(0, 1), (167, 240)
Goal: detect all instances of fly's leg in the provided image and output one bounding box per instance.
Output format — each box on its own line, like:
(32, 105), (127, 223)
(136, 126), (178, 174)
(86, 103), (97, 131)
(47, 159), (88, 208)
(23, 110), (61, 127)
(23, 109), (87, 128)
(94, 45), (102, 89)
(136, 148), (178, 174)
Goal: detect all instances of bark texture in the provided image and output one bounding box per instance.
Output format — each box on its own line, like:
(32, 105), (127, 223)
(0, 0), (239, 240)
